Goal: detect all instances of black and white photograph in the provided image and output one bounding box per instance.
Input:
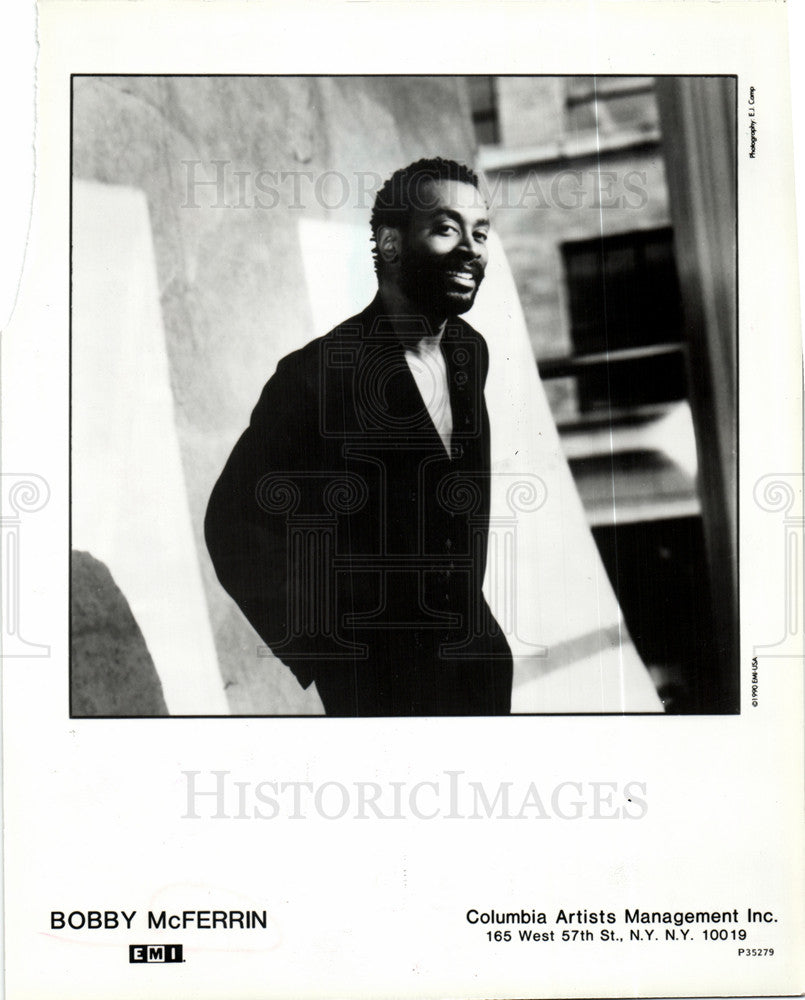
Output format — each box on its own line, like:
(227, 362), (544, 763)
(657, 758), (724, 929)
(2, 3), (803, 999)
(70, 74), (737, 717)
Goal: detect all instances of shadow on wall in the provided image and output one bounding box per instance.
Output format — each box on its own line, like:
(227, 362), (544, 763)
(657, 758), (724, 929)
(71, 551), (168, 717)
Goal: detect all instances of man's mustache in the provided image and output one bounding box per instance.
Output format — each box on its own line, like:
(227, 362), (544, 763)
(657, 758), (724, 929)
(438, 254), (485, 281)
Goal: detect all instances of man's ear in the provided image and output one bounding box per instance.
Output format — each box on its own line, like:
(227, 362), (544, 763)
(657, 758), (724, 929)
(376, 225), (401, 266)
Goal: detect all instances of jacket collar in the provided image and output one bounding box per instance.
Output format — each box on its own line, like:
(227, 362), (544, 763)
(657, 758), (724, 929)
(356, 292), (471, 346)
(347, 294), (478, 451)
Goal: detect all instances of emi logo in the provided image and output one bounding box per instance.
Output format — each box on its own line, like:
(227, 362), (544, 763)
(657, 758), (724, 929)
(129, 944), (184, 963)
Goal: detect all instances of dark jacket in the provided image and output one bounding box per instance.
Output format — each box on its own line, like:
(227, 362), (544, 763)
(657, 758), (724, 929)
(205, 295), (512, 715)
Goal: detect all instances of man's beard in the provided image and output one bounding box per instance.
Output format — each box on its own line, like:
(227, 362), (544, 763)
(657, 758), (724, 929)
(398, 248), (485, 318)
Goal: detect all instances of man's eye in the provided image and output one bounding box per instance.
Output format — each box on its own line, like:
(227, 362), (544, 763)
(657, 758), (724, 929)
(436, 224), (458, 235)
(474, 231), (489, 243)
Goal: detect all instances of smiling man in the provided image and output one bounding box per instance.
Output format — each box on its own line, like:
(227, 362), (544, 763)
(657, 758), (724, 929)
(205, 157), (513, 716)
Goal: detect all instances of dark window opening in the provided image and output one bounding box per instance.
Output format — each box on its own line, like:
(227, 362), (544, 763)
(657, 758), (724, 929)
(591, 516), (718, 714)
(467, 75), (500, 146)
(559, 226), (687, 412)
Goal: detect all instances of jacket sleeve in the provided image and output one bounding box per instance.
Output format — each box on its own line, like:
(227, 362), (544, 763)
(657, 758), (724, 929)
(204, 352), (320, 689)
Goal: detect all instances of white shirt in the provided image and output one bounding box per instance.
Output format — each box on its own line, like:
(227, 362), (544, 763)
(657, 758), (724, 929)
(404, 338), (453, 455)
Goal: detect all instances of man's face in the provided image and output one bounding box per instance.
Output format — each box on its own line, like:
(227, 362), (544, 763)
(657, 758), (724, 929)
(397, 178), (490, 318)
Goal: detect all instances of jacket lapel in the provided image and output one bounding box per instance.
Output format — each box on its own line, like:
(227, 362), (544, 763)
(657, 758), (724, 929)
(356, 296), (448, 452)
(441, 325), (475, 452)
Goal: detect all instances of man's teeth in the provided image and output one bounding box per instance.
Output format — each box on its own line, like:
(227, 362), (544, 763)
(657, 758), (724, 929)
(446, 270), (476, 283)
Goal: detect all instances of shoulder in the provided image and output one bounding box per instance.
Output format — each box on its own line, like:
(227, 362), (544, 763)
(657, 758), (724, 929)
(266, 329), (343, 384)
(273, 305), (374, 376)
(450, 316), (490, 373)
(452, 315), (488, 348)
(271, 334), (326, 385)
(255, 305), (374, 413)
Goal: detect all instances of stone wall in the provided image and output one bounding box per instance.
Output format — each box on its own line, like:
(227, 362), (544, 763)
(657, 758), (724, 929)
(72, 76), (477, 713)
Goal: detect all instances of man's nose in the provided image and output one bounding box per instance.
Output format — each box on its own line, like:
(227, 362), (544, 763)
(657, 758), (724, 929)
(458, 229), (482, 257)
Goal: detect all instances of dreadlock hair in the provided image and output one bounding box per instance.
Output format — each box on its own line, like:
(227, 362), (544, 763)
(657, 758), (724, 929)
(370, 157), (481, 276)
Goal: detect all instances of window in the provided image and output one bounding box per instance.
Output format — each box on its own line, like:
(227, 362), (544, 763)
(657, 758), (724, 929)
(542, 227), (714, 711)
(565, 76), (658, 135)
(556, 227), (687, 412)
(467, 75), (500, 146)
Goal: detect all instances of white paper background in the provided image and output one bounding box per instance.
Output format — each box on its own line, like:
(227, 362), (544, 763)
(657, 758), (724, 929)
(2, 2), (803, 998)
